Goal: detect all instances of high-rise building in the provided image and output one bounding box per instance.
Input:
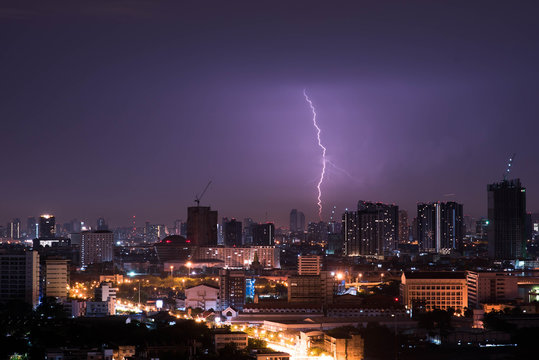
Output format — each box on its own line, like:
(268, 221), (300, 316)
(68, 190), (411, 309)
(187, 206), (218, 246)
(96, 217), (108, 231)
(307, 221), (328, 244)
(298, 255), (321, 275)
(398, 210), (409, 244)
(343, 210), (359, 256)
(242, 218), (255, 245)
(417, 202), (464, 253)
(219, 269), (246, 310)
(27, 217), (37, 239)
(80, 230), (114, 266)
(8, 218), (21, 239)
(289, 209), (306, 233)
(0, 249), (40, 307)
(45, 258), (69, 300)
(343, 201), (398, 257)
(357, 201), (398, 256)
(39, 214), (56, 238)
(252, 223), (274, 246)
(487, 179), (527, 260)
(224, 218), (243, 247)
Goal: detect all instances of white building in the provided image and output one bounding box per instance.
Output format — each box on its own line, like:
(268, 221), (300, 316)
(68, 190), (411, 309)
(185, 284), (219, 310)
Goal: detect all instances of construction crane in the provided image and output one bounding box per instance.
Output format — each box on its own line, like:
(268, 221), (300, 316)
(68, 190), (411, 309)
(503, 153), (516, 181)
(194, 181), (212, 207)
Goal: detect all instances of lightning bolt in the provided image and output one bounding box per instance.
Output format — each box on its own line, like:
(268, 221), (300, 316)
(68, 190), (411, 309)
(303, 89), (326, 221)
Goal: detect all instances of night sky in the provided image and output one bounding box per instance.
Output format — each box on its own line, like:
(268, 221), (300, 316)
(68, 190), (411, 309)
(2, 0), (538, 227)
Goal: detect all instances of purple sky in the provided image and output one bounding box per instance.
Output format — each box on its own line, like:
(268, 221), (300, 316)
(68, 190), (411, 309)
(1, 0), (538, 228)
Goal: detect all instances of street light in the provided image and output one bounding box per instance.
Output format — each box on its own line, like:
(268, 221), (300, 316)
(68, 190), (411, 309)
(186, 261), (192, 278)
(170, 265), (174, 277)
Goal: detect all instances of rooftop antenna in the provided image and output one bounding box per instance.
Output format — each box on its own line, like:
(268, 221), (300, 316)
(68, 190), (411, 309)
(194, 181), (212, 207)
(503, 153), (516, 181)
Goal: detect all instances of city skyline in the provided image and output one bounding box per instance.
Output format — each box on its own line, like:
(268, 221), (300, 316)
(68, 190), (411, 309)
(2, 0), (539, 227)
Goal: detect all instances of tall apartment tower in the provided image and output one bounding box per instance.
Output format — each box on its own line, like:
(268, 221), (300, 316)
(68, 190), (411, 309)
(224, 218), (243, 247)
(398, 210), (409, 244)
(252, 223), (275, 246)
(187, 206), (218, 246)
(81, 230), (114, 267)
(343, 210), (359, 256)
(39, 214), (56, 238)
(487, 179), (527, 260)
(360, 201), (399, 256)
(417, 202), (464, 253)
(45, 258), (69, 300)
(9, 218), (21, 239)
(0, 250), (40, 307)
(298, 255), (322, 275)
(219, 269), (246, 310)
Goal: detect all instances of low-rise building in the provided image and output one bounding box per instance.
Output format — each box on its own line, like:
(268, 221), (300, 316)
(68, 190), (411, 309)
(213, 331), (248, 351)
(466, 271), (519, 308)
(324, 331), (364, 360)
(288, 271), (337, 305)
(400, 271), (467, 313)
(185, 284), (219, 310)
(250, 351), (290, 360)
(193, 246), (280, 269)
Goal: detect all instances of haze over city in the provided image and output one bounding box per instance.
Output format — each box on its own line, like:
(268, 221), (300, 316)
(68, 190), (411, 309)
(1, 0), (538, 227)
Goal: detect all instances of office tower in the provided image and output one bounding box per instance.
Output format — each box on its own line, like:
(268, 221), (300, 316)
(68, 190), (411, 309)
(96, 217), (108, 231)
(343, 210), (359, 256)
(0, 250), (40, 307)
(487, 179), (527, 259)
(358, 201), (399, 256)
(290, 209), (298, 232)
(27, 217), (37, 239)
(224, 218), (243, 247)
(39, 214), (56, 238)
(80, 230), (114, 266)
(289, 209), (306, 233)
(219, 269), (246, 310)
(242, 217), (255, 245)
(9, 218), (21, 239)
(45, 258), (69, 300)
(398, 210), (409, 243)
(298, 211), (306, 233)
(252, 223), (274, 246)
(400, 272), (467, 313)
(298, 254), (321, 275)
(417, 202), (464, 253)
(187, 206), (218, 246)
(287, 271), (337, 305)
